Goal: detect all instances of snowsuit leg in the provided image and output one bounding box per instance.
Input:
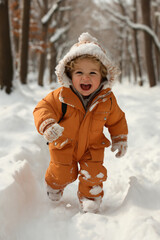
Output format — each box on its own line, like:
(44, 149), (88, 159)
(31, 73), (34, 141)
(78, 148), (107, 200)
(45, 143), (78, 190)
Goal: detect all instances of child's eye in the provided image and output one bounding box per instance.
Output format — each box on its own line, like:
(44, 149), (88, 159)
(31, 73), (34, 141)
(75, 71), (83, 75)
(90, 72), (96, 75)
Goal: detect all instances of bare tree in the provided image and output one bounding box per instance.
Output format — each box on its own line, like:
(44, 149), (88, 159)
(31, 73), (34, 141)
(10, 0), (20, 69)
(119, 0), (138, 83)
(100, 0), (160, 87)
(37, 0), (66, 86)
(37, 0), (49, 86)
(141, 0), (157, 87)
(133, 0), (143, 85)
(0, 0), (13, 94)
(152, 1), (160, 82)
(48, 0), (72, 83)
(19, 0), (31, 84)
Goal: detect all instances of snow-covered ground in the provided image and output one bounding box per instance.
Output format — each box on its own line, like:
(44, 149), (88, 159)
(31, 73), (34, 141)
(0, 78), (160, 240)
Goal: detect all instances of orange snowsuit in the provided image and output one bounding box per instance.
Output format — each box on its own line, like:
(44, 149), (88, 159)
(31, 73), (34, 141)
(33, 86), (128, 200)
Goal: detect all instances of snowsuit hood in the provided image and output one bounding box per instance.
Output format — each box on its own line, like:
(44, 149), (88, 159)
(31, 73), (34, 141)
(55, 32), (120, 89)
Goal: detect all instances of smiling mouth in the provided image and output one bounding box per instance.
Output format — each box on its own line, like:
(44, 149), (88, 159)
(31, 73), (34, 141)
(80, 84), (92, 90)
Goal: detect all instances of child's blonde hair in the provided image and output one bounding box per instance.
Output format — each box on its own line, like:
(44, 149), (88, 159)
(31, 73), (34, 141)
(65, 54), (108, 81)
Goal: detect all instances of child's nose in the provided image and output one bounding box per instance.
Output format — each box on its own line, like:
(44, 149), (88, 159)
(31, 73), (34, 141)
(82, 74), (90, 81)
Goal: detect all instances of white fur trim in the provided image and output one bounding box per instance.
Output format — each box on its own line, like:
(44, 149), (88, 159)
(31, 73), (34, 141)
(89, 90), (112, 111)
(59, 88), (75, 107)
(111, 134), (128, 141)
(55, 32), (121, 89)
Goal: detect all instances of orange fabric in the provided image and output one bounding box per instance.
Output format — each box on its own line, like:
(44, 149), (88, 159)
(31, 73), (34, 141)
(33, 86), (128, 199)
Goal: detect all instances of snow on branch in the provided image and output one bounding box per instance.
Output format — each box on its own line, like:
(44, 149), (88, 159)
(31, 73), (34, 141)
(41, 3), (58, 24)
(59, 6), (72, 11)
(50, 26), (70, 43)
(155, 12), (160, 18)
(41, 0), (65, 25)
(105, 8), (160, 51)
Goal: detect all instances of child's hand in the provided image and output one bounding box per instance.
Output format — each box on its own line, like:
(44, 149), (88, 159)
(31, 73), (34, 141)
(44, 123), (64, 143)
(111, 141), (127, 158)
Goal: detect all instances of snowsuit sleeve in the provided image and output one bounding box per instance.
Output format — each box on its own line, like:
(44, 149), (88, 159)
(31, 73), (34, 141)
(33, 89), (62, 135)
(105, 93), (128, 138)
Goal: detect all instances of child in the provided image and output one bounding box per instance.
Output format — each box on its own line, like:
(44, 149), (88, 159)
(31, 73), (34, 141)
(33, 32), (128, 213)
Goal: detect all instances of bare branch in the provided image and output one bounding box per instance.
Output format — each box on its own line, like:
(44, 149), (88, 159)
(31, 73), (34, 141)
(41, 3), (58, 24)
(105, 7), (160, 51)
(50, 25), (70, 43)
(41, 0), (64, 25)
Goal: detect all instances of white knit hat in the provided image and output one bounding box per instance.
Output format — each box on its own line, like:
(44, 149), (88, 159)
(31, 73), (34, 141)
(55, 32), (120, 88)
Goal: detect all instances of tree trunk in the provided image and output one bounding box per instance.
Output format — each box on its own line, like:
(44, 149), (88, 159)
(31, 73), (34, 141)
(133, 0), (143, 86)
(0, 0), (13, 94)
(125, 28), (137, 84)
(154, 7), (160, 82)
(38, 0), (48, 86)
(141, 0), (157, 87)
(118, 32), (123, 83)
(38, 24), (48, 86)
(19, 0), (31, 84)
(49, 43), (57, 83)
(12, 0), (20, 69)
(118, 1), (129, 83)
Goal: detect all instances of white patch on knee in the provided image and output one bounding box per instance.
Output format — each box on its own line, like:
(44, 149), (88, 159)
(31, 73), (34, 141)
(89, 185), (103, 195)
(96, 172), (104, 178)
(81, 170), (91, 180)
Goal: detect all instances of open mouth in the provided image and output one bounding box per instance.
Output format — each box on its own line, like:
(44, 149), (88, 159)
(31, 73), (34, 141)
(80, 84), (92, 91)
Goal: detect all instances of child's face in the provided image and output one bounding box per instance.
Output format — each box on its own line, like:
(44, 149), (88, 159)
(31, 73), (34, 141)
(71, 58), (102, 96)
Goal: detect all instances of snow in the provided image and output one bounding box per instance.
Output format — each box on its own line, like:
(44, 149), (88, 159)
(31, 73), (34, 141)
(41, 1), (71, 25)
(59, 6), (73, 11)
(50, 26), (70, 43)
(80, 170), (91, 180)
(1, 79), (160, 240)
(41, 3), (58, 24)
(80, 197), (102, 214)
(89, 186), (103, 195)
(96, 172), (104, 178)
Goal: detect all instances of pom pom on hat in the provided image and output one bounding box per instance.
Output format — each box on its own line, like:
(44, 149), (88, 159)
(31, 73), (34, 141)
(78, 32), (98, 43)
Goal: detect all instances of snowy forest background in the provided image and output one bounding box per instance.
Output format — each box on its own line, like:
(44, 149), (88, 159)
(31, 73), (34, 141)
(0, 0), (160, 93)
(1, 1), (160, 240)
